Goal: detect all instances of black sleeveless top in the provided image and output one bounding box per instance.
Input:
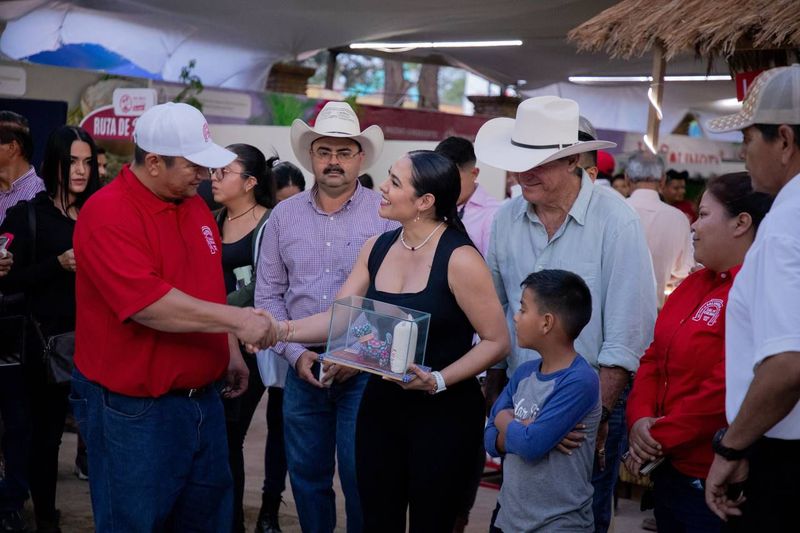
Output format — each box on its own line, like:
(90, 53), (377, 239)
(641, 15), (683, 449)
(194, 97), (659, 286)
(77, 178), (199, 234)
(217, 212), (255, 294)
(365, 226), (475, 371)
(221, 234), (253, 294)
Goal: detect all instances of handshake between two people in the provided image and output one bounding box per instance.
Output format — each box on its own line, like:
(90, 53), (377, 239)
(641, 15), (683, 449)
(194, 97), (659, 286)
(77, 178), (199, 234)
(233, 307), (281, 351)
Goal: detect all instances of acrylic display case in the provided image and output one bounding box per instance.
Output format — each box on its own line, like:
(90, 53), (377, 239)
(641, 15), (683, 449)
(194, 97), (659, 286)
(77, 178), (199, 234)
(320, 296), (431, 382)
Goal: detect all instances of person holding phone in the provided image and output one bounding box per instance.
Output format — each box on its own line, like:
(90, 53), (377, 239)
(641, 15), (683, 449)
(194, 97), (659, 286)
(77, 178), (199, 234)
(0, 125), (101, 533)
(625, 173), (772, 532)
(0, 234), (12, 276)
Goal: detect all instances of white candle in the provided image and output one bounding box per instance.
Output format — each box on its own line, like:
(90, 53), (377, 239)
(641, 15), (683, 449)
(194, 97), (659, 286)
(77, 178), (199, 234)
(390, 320), (418, 374)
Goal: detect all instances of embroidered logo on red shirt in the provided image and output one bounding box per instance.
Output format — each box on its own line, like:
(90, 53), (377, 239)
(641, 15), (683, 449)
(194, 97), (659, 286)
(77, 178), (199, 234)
(692, 298), (724, 326)
(200, 225), (218, 255)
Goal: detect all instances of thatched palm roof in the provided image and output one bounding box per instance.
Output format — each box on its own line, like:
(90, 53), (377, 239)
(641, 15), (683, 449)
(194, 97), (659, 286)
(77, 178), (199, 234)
(568, 0), (800, 61)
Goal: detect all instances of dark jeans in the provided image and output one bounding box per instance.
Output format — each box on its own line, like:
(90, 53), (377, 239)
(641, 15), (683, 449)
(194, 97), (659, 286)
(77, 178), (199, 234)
(591, 385), (629, 533)
(356, 377), (485, 533)
(225, 354), (266, 533)
(727, 437), (800, 532)
(70, 368), (233, 532)
(652, 462), (722, 533)
(0, 364), (30, 513)
(283, 364), (367, 533)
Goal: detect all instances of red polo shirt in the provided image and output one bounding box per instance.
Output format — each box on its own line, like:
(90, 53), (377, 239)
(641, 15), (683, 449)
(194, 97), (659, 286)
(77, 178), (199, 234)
(627, 266), (739, 479)
(73, 165), (228, 397)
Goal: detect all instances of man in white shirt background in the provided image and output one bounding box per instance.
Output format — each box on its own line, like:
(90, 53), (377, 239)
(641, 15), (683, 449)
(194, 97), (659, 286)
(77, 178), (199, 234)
(625, 151), (694, 307)
(704, 64), (800, 531)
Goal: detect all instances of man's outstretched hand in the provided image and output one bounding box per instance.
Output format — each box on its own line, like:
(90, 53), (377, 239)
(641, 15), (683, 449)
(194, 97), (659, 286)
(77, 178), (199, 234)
(236, 307), (277, 350)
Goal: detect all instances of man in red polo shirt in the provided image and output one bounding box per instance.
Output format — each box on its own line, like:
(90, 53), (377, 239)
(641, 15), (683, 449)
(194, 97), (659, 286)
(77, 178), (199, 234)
(70, 102), (277, 532)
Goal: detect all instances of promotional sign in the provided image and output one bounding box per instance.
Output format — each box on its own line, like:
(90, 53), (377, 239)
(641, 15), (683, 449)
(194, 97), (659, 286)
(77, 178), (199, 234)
(113, 88), (157, 116)
(80, 105), (138, 141)
(623, 132), (741, 177)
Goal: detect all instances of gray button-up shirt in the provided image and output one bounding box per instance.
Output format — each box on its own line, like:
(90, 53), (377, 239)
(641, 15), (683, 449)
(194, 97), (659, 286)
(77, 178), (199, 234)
(487, 173), (657, 375)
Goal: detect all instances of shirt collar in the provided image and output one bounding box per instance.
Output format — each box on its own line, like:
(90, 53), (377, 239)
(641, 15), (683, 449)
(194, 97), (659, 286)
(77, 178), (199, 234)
(629, 188), (661, 202)
(119, 164), (181, 214)
(7, 166), (37, 191)
(464, 183), (492, 208)
(568, 172), (595, 226)
(308, 179), (362, 215)
(772, 172), (800, 211)
(702, 264), (742, 283)
(512, 173), (593, 226)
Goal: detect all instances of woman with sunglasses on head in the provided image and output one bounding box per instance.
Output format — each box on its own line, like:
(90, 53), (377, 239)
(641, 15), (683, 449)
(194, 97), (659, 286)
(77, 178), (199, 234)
(211, 143), (286, 533)
(625, 173), (773, 533)
(0, 125), (101, 533)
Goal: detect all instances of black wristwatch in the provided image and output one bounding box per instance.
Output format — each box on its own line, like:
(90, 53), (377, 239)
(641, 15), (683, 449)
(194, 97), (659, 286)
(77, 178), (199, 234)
(600, 406), (611, 424)
(712, 428), (751, 461)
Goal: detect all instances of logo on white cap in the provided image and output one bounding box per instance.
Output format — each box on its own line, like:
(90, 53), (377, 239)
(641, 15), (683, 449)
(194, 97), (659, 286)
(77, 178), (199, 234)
(133, 102), (235, 168)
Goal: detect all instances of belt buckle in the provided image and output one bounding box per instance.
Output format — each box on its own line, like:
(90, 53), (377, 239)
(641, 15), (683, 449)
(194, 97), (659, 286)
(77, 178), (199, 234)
(187, 387), (199, 398)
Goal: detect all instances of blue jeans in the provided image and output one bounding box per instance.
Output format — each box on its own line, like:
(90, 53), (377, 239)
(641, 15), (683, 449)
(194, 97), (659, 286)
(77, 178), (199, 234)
(0, 365), (30, 513)
(652, 462), (722, 533)
(591, 386), (629, 533)
(283, 365), (367, 533)
(70, 369), (233, 532)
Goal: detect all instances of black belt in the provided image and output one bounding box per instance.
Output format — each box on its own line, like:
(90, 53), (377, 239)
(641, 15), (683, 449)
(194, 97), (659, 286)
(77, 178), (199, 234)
(167, 384), (213, 398)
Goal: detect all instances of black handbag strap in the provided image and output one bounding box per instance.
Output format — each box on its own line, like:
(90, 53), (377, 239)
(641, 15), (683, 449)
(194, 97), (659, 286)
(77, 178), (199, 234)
(27, 200), (36, 266)
(24, 200), (46, 345)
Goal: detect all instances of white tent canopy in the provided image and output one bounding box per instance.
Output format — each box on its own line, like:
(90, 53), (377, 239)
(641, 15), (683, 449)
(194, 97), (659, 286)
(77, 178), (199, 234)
(0, 0), (740, 136)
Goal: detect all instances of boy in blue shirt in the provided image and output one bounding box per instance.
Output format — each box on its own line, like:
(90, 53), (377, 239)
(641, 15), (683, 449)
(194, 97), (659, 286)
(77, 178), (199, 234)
(485, 269), (601, 532)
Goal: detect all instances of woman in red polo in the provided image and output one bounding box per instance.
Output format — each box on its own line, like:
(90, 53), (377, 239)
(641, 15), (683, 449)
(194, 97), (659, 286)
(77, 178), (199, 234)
(625, 173), (773, 532)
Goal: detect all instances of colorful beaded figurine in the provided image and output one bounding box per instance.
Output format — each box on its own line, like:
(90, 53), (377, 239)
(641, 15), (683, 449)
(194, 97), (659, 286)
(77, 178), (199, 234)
(361, 333), (392, 369)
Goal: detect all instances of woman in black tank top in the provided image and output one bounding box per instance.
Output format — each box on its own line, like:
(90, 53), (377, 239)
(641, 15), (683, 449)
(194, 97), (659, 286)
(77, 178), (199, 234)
(271, 151), (509, 531)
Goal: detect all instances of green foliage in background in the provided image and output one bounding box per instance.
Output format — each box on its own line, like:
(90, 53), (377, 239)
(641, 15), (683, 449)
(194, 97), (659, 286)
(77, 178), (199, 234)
(265, 93), (314, 125)
(173, 60), (204, 111)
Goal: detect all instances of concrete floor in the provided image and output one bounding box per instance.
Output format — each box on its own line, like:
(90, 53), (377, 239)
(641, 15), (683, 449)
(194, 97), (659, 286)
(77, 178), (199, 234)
(19, 393), (653, 532)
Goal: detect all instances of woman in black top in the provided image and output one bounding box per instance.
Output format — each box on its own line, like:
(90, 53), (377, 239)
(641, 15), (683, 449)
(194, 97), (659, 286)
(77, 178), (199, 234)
(267, 151), (509, 531)
(0, 125), (100, 533)
(212, 143), (283, 533)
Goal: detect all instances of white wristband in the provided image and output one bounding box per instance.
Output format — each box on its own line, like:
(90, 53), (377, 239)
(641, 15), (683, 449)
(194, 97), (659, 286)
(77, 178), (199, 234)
(431, 371), (447, 394)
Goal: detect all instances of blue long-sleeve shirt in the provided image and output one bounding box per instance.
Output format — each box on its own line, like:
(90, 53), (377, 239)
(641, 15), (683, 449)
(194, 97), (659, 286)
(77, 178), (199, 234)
(484, 355), (602, 532)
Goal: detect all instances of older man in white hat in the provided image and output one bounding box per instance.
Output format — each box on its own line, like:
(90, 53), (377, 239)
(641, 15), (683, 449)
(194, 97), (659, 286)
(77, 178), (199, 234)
(478, 96), (656, 533)
(70, 102), (278, 532)
(255, 101), (396, 533)
(703, 65), (800, 531)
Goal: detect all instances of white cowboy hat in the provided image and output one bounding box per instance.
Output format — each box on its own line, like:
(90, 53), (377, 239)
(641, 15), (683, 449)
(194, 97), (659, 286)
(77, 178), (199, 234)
(475, 96), (616, 172)
(290, 101), (384, 173)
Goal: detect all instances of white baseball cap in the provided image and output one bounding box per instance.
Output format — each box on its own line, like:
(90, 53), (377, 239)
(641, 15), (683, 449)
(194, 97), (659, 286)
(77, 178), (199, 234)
(707, 65), (800, 133)
(133, 102), (235, 168)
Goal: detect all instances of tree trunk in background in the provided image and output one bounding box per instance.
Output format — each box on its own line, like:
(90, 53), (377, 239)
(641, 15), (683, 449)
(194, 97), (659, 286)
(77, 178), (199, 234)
(383, 60), (411, 107)
(417, 64), (440, 110)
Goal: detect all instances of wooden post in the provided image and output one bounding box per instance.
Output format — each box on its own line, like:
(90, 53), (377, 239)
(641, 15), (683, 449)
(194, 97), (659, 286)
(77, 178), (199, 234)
(645, 43), (666, 153)
(324, 50), (339, 90)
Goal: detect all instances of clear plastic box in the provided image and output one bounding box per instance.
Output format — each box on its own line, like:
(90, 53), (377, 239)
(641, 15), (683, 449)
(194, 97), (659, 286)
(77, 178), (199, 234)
(320, 296), (431, 382)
